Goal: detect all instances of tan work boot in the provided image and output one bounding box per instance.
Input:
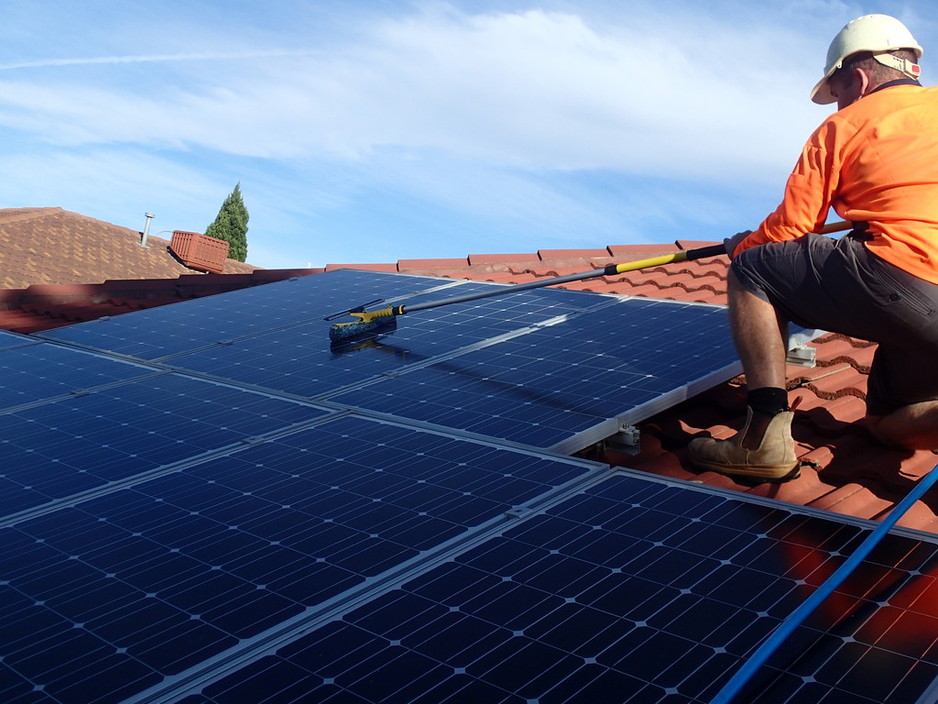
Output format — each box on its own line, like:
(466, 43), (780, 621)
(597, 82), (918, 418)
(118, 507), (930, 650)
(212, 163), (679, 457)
(688, 408), (799, 481)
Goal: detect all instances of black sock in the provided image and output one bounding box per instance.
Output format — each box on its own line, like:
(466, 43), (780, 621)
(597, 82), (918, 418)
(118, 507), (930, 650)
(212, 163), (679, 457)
(747, 387), (788, 417)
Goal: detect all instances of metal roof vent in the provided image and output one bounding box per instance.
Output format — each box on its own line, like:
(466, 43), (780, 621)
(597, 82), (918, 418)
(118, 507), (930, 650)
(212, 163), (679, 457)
(141, 212), (155, 247)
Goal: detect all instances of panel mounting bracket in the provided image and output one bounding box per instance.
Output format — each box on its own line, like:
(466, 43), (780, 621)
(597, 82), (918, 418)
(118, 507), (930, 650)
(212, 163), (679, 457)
(606, 424), (641, 455)
(786, 345), (816, 367)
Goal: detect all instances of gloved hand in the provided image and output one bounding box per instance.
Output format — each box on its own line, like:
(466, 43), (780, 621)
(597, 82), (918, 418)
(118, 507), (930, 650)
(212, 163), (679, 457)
(723, 230), (752, 260)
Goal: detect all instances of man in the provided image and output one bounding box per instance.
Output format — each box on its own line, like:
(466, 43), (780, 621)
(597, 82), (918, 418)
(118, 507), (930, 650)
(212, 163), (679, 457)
(688, 14), (938, 482)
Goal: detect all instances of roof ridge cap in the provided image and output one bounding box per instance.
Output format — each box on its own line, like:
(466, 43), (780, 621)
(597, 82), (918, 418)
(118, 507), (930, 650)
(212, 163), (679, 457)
(0, 206), (64, 226)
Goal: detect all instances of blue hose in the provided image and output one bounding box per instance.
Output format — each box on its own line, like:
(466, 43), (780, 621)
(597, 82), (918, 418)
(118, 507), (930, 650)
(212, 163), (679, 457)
(710, 464), (938, 704)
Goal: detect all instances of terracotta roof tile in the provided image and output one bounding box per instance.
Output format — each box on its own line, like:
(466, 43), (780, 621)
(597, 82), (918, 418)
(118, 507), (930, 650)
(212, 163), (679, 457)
(536, 247), (612, 260)
(397, 257), (470, 271)
(323, 262), (398, 273)
(606, 243), (687, 258)
(472, 272), (530, 284)
(467, 252), (540, 265)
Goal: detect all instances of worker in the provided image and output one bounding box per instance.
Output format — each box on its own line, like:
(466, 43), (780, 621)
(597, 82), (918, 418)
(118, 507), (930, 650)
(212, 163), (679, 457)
(688, 14), (938, 482)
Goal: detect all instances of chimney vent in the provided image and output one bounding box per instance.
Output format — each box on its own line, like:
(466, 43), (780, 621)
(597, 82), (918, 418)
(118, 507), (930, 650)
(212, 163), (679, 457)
(141, 212), (155, 247)
(169, 231), (230, 274)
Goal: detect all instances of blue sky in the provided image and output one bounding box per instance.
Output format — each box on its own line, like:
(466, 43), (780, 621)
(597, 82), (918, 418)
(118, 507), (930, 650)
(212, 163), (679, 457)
(1, 1), (935, 269)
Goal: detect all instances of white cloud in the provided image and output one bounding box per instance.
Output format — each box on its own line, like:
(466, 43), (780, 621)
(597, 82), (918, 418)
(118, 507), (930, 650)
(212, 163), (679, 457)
(0, 5), (824, 179)
(0, 147), (225, 232)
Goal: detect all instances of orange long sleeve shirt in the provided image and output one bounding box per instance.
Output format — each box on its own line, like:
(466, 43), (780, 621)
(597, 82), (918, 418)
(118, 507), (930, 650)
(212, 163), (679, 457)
(736, 84), (938, 284)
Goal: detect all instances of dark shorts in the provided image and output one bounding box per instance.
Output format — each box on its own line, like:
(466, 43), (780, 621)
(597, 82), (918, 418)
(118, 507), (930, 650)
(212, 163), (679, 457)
(731, 233), (938, 416)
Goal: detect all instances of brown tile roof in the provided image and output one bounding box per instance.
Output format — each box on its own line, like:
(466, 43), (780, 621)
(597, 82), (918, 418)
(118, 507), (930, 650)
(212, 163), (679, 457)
(3, 224), (936, 532)
(0, 207), (255, 289)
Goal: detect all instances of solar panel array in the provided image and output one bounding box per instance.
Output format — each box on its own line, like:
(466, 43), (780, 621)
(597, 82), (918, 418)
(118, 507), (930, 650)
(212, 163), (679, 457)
(2, 415), (596, 704)
(2, 268), (934, 703)
(42, 269), (741, 452)
(176, 475), (938, 704)
(327, 299), (737, 452)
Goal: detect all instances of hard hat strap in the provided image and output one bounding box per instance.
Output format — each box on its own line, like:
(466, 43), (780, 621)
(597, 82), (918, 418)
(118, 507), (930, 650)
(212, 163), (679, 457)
(873, 52), (922, 80)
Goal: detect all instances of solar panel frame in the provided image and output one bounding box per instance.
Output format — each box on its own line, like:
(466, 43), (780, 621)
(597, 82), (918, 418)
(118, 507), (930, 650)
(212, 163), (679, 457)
(0, 329), (38, 351)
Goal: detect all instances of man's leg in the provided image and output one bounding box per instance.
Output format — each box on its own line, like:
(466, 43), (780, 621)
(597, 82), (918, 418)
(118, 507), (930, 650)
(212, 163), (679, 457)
(726, 268), (790, 449)
(867, 402), (938, 450)
(727, 268), (788, 389)
(687, 268), (798, 479)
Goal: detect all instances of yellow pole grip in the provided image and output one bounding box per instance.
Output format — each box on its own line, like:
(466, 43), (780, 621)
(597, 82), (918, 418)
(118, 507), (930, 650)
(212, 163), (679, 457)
(612, 252), (685, 275)
(350, 306), (399, 323)
(816, 221), (852, 234)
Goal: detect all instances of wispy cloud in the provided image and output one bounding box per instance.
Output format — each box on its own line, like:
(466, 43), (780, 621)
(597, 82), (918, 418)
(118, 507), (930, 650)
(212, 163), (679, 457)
(0, 6), (823, 175)
(0, 50), (315, 72)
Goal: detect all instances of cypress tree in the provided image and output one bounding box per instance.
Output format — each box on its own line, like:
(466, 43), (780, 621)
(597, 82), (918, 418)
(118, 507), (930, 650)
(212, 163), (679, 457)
(205, 183), (249, 262)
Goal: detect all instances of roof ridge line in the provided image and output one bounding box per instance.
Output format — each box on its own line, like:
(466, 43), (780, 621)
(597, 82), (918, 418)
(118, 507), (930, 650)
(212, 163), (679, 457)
(0, 206), (64, 226)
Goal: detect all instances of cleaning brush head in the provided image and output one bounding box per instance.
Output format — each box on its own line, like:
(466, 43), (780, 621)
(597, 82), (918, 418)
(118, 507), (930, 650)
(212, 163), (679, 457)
(327, 305), (400, 343)
(328, 315), (397, 343)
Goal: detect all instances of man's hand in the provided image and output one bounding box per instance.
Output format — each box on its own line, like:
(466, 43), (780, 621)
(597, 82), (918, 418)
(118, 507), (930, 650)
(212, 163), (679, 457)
(723, 230), (752, 260)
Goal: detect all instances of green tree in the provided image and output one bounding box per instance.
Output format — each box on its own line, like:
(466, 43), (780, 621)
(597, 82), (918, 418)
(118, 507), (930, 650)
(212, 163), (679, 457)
(205, 183), (249, 262)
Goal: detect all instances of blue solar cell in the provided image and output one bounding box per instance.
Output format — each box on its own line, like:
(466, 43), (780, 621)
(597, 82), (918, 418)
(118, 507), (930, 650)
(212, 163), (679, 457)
(0, 343), (152, 410)
(0, 374), (326, 515)
(329, 297), (738, 449)
(185, 474), (938, 704)
(0, 415), (596, 703)
(0, 329), (35, 351)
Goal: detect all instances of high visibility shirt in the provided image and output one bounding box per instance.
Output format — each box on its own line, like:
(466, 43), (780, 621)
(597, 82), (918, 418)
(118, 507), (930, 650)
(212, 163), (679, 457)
(736, 84), (938, 284)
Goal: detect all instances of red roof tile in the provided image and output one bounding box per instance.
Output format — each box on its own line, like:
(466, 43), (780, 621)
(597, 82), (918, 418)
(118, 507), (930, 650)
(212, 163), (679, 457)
(467, 252), (540, 265)
(398, 257), (470, 270)
(323, 262), (399, 273)
(536, 247), (612, 260)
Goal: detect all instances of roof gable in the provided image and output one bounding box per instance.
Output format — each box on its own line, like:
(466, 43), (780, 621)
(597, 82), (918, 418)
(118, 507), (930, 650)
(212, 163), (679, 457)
(0, 207), (255, 289)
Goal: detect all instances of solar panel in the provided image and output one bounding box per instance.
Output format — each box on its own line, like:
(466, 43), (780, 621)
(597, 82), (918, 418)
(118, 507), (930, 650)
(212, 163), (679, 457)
(0, 373), (327, 516)
(0, 343), (154, 410)
(38, 269), (447, 359)
(35, 273), (740, 454)
(163, 281), (605, 398)
(327, 297), (738, 452)
(0, 329), (36, 351)
(175, 473), (938, 704)
(0, 415), (599, 704)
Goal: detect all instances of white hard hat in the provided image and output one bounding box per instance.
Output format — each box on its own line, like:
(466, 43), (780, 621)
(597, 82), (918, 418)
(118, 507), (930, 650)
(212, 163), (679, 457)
(811, 14), (923, 104)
